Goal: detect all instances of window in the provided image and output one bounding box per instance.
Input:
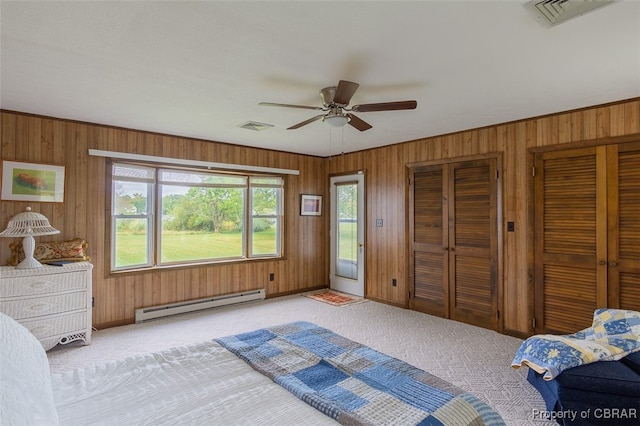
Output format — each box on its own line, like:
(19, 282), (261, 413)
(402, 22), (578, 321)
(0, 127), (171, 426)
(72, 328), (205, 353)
(111, 162), (283, 271)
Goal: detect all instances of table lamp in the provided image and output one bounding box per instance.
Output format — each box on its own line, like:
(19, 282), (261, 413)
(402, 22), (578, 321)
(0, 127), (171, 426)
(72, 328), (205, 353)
(0, 206), (60, 269)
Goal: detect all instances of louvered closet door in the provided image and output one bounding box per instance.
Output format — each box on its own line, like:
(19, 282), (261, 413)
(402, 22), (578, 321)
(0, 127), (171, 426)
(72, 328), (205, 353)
(534, 143), (640, 334)
(448, 160), (499, 330)
(410, 166), (447, 316)
(534, 147), (603, 334)
(608, 142), (640, 311)
(410, 159), (499, 330)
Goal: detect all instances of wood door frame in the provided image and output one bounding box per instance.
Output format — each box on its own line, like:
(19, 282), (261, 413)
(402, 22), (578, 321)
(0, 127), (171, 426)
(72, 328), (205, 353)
(406, 152), (503, 332)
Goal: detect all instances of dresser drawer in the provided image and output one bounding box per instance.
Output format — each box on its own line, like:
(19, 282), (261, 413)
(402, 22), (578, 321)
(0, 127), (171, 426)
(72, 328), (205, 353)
(0, 262), (92, 351)
(0, 271), (87, 297)
(19, 311), (87, 340)
(0, 291), (87, 319)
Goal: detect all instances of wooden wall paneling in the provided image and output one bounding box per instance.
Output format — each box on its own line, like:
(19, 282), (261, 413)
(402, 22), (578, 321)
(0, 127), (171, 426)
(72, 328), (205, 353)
(264, 260), (277, 295)
(610, 103), (627, 136)
(61, 123), (75, 238)
(381, 145), (396, 301)
(577, 108), (598, 140)
(1, 113), (16, 159)
(500, 123), (517, 331)
(76, 125), (90, 238)
(595, 106), (611, 139)
(131, 271), (151, 313)
(369, 148), (384, 300)
(1, 111), (329, 327)
(173, 268), (185, 302)
(0, 115), (15, 260)
(14, 114), (30, 160)
(513, 122), (531, 333)
(2, 98), (639, 332)
(182, 268), (194, 300)
(40, 118), (53, 159)
(558, 111), (575, 144)
(624, 102), (640, 133)
(27, 115), (42, 160)
(190, 267), (205, 300)
(393, 145), (407, 303)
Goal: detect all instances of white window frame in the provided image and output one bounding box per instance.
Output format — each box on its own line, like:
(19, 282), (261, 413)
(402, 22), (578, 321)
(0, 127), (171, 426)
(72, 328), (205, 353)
(109, 161), (284, 272)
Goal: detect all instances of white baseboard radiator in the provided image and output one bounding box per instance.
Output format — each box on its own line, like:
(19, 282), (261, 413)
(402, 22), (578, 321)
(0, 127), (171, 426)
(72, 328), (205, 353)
(135, 289), (265, 323)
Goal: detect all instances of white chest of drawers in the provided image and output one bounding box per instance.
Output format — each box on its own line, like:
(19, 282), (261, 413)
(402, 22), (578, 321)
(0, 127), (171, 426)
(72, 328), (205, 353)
(0, 262), (93, 351)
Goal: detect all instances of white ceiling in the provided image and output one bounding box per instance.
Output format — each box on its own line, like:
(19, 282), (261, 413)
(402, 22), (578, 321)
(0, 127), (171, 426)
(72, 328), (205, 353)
(1, 1), (639, 157)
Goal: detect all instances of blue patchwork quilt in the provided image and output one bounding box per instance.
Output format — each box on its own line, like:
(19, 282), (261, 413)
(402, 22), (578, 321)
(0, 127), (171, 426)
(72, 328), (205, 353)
(512, 308), (640, 380)
(216, 321), (505, 426)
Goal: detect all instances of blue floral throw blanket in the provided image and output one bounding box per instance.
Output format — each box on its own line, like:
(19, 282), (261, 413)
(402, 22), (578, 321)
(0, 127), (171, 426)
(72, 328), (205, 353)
(512, 308), (640, 381)
(216, 321), (505, 426)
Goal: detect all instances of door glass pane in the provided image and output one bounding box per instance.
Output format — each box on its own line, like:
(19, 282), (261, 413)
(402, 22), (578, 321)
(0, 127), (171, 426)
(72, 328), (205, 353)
(336, 183), (358, 279)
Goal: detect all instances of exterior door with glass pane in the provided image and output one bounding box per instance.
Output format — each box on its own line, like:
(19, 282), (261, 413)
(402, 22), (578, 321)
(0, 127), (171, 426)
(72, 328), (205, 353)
(330, 173), (365, 297)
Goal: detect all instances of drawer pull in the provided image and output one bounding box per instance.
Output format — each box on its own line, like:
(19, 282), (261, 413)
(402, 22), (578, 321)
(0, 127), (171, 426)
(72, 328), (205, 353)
(30, 303), (54, 312)
(29, 280), (56, 290)
(29, 325), (53, 335)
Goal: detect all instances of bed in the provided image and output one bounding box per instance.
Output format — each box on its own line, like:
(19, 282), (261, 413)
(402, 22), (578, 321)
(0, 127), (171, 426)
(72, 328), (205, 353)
(1, 312), (505, 425)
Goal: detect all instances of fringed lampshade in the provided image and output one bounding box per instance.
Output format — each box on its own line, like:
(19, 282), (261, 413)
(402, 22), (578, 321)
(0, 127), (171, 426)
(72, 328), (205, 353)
(0, 206), (60, 268)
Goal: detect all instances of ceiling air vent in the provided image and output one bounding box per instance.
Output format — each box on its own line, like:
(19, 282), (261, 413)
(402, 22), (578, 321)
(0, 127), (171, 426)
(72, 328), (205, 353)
(238, 121), (274, 131)
(524, 0), (617, 27)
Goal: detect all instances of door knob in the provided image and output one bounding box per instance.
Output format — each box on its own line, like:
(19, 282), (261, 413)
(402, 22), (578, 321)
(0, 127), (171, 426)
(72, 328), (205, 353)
(598, 260), (606, 265)
(609, 262), (617, 267)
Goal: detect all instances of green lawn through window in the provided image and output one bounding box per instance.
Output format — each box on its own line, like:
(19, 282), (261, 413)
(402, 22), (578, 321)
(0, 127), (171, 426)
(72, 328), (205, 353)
(115, 228), (277, 267)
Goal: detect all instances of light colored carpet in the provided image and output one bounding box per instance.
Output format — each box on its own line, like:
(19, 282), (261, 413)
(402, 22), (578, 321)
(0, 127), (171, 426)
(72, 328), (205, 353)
(47, 292), (554, 426)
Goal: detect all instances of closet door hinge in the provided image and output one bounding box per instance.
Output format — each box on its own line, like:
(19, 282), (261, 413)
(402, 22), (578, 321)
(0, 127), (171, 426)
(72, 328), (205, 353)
(496, 170), (499, 180)
(532, 317), (536, 329)
(496, 310), (500, 319)
(532, 166), (536, 176)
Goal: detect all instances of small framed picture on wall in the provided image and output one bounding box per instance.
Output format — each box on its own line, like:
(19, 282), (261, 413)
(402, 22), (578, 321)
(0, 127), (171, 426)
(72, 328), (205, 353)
(300, 194), (322, 216)
(1, 161), (66, 203)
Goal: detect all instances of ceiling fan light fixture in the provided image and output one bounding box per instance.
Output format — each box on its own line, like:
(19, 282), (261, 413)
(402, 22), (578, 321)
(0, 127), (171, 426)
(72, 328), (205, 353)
(323, 114), (349, 127)
(260, 79), (415, 131)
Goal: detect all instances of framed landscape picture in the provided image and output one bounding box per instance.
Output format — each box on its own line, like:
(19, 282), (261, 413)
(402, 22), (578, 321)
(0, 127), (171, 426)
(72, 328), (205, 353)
(300, 194), (322, 216)
(1, 161), (65, 203)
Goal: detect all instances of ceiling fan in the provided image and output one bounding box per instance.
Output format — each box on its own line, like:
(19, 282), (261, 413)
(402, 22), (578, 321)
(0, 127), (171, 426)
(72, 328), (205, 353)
(259, 80), (417, 131)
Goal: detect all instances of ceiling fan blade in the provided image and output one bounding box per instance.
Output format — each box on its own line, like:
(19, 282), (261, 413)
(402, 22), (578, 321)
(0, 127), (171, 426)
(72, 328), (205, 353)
(333, 80), (359, 106)
(287, 114), (325, 130)
(351, 100), (417, 113)
(346, 113), (372, 131)
(259, 102), (323, 111)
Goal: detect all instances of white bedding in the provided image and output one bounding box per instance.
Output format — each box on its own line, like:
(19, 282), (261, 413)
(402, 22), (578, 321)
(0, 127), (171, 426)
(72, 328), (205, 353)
(51, 340), (338, 425)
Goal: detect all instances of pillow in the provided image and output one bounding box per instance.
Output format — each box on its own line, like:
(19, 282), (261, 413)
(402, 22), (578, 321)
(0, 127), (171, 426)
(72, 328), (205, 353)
(7, 238), (90, 266)
(0, 312), (59, 425)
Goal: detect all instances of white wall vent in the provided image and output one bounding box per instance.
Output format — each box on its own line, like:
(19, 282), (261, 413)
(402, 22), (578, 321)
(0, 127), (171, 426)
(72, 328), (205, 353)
(238, 121), (274, 131)
(524, 0), (617, 27)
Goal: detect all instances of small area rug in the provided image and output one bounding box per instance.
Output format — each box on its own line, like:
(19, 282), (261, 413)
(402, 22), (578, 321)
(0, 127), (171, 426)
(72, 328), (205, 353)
(303, 289), (367, 307)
